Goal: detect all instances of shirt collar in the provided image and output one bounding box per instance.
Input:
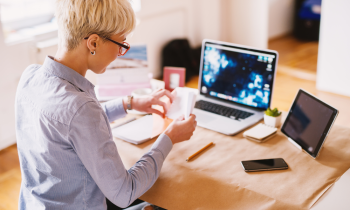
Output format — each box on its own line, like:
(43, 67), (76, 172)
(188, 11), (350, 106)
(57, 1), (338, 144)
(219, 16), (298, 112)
(42, 56), (96, 96)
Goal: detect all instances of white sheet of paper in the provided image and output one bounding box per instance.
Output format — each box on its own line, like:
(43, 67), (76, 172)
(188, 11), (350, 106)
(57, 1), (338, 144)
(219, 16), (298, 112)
(166, 87), (197, 120)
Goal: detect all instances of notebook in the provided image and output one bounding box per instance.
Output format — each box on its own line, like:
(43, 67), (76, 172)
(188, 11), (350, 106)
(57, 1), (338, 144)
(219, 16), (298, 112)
(112, 115), (154, 145)
(243, 123), (278, 143)
(112, 87), (197, 144)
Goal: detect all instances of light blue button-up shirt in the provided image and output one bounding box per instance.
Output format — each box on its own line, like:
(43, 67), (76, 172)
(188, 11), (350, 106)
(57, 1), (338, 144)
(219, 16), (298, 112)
(15, 56), (173, 210)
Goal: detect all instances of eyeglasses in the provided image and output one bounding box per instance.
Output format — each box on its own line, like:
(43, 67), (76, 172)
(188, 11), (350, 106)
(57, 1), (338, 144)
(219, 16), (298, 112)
(84, 36), (130, 56)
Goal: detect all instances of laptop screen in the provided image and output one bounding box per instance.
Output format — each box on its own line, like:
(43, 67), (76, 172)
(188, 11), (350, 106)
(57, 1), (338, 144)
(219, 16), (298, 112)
(199, 41), (278, 110)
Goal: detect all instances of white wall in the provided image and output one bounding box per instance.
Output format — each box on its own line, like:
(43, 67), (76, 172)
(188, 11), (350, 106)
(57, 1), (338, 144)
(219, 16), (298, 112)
(316, 0), (350, 97)
(191, 0), (222, 47)
(268, 0), (294, 39)
(226, 0), (269, 49)
(0, 20), (33, 150)
(125, 0), (223, 77)
(221, 0), (294, 47)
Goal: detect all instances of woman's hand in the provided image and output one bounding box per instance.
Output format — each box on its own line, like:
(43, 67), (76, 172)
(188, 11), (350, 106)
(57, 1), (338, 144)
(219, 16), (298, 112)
(126, 89), (175, 117)
(164, 114), (197, 144)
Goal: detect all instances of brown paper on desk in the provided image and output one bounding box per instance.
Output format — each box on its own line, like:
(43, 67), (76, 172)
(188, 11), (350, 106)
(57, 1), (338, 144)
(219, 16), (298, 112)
(114, 122), (350, 210)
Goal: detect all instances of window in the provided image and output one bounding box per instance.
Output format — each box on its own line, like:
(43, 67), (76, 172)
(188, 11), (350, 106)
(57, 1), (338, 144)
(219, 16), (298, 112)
(1, 0), (55, 27)
(131, 0), (141, 13)
(0, 0), (140, 42)
(1, 0), (55, 40)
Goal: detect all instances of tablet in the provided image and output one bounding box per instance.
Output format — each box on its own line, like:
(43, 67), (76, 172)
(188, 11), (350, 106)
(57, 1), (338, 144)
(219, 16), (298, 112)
(281, 89), (338, 158)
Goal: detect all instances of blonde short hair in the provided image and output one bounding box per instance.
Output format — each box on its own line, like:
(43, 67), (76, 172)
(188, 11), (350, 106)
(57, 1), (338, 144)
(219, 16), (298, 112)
(55, 0), (136, 50)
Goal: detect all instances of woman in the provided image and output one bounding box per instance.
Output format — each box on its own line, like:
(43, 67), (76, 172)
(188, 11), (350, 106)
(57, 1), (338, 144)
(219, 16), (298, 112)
(15, 0), (197, 209)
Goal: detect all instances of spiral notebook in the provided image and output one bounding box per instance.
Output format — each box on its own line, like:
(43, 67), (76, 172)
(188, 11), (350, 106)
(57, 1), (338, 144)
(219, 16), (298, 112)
(243, 123), (278, 143)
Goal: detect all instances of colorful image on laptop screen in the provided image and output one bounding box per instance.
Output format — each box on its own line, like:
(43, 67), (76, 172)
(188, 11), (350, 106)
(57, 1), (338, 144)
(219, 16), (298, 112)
(200, 43), (277, 110)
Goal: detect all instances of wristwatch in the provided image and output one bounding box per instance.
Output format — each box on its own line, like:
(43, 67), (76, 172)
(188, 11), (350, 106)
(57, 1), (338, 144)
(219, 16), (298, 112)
(126, 95), (133, 110)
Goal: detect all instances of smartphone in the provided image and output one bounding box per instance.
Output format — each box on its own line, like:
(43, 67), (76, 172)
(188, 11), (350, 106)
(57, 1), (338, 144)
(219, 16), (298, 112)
(241, 158), (288, 172)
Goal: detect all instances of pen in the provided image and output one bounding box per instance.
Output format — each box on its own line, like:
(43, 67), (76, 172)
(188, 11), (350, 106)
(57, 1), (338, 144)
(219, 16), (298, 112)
(186, 142), (214, 162)
(111, 117), (137, 129)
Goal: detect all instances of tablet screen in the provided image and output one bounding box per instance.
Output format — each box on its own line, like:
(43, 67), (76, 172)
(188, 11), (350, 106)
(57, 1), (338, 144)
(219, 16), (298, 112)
(281, 89), (338, 158)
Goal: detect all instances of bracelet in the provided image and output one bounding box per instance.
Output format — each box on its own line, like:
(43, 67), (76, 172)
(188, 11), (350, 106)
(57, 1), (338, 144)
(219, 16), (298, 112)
(126, 95), (133, 110)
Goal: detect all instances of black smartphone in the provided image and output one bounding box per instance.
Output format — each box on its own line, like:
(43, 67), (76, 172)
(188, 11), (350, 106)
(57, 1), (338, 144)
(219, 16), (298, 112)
(241, 158), (288, 172)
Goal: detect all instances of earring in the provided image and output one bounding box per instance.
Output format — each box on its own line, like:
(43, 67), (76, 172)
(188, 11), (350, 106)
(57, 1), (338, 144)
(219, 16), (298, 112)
(91, 51), (96, 55)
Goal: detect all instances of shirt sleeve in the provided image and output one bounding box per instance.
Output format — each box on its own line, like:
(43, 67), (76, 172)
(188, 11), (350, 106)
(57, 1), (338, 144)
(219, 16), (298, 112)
(101, 98), (127, 122)
(69, 101), (173, 208)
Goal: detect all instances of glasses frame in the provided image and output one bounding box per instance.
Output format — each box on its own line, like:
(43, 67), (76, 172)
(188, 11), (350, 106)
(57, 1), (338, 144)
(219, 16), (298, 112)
(84, 36), (130, 56)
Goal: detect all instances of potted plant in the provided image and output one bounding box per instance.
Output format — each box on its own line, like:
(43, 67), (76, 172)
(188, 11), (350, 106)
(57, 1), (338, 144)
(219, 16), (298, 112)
(264, 108), (282, 127)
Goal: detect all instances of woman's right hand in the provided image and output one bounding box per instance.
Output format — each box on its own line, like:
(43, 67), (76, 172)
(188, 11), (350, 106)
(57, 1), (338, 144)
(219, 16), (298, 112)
(164, 114), (197, 144)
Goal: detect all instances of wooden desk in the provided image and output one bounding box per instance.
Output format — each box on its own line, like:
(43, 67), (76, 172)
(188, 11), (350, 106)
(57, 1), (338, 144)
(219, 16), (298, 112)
(113, 114), (350, 210)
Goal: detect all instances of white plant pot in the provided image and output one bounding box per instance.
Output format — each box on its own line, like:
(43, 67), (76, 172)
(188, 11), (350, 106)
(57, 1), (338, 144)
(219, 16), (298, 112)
(264, 114), (282, 128)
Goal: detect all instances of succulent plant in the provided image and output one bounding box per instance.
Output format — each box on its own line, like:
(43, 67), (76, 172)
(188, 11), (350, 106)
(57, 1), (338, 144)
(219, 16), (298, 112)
(265, 107), (281, 117)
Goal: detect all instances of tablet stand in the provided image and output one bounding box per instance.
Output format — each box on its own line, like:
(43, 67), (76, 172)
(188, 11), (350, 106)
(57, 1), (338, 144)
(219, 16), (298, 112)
(288, 138), (302, 150)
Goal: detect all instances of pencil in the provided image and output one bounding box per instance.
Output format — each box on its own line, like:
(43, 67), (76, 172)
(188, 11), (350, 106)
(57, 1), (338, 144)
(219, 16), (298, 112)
(186, 142), (214, 162)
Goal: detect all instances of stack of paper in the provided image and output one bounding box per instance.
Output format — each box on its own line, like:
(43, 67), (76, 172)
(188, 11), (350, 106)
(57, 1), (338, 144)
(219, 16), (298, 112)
(95, 45), (151, 101)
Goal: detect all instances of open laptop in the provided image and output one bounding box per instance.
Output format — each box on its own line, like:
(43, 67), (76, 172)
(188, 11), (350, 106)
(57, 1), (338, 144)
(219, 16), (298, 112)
(193, 39), (279, 135)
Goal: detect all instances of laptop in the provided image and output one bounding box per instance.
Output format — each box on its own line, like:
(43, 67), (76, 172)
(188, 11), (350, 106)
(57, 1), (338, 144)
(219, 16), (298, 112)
(193, 39), (279, 135)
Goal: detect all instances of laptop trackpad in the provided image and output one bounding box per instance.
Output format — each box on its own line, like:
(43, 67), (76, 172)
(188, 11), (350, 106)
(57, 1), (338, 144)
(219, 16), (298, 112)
(195, 112), (216, 124)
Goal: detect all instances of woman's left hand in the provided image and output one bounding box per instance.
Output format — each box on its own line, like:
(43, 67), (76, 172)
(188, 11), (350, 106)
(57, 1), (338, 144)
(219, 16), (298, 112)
(127, 89), (175, 118)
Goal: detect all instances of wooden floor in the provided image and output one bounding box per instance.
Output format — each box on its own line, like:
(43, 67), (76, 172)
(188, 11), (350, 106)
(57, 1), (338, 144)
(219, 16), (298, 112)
(0, 145), (21, 210)
(269, 35), (319, 73)
(1, 35), (350, 209)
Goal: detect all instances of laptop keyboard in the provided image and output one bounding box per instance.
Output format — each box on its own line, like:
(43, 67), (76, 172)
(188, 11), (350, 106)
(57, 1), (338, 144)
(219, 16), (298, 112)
(194, 100), (254, 120)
